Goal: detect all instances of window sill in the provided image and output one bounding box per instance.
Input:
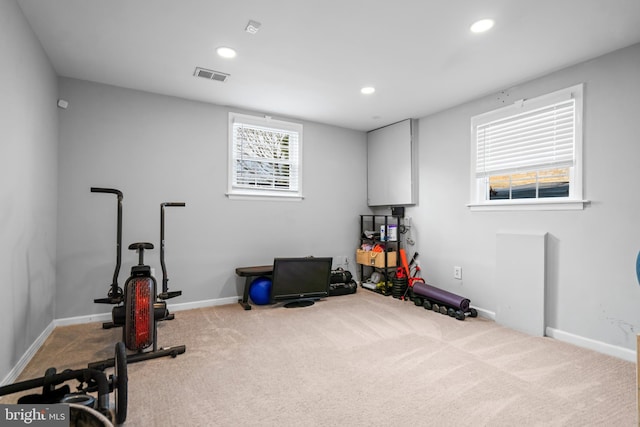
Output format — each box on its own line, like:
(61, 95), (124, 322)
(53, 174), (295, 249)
(467, 199), (590, 211)
(226, 192), (304, 201)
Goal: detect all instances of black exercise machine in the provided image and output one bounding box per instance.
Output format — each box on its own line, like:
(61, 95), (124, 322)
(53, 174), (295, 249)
(0, 342), (128, 425)
(90, 188), (186, 366)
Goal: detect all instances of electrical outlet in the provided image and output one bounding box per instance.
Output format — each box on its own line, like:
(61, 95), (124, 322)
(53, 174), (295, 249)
(454, 266), (462, 280)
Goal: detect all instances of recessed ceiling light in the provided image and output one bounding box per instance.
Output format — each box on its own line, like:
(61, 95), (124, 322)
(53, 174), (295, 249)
(470, 19), (494, 33)
(361, 87), (376, 95)
(216, 47), (237, 58)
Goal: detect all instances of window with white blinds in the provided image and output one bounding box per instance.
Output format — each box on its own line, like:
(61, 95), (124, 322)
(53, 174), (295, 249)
(475, 99), (575, 177)
(228, 113), (303, 199)
(469, 84), (585, 210)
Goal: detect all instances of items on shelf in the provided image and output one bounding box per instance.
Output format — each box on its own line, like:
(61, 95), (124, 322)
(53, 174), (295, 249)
(356, 248), (397, 268)
(357, 214), (402, 295)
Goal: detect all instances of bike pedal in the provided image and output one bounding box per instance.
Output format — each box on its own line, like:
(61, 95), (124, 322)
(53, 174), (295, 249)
(158, 291), (182, 300)
(94, 297), (122, 304)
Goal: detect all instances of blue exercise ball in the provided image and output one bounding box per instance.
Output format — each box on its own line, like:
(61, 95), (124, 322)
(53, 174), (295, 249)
(249, 276), (272, 305)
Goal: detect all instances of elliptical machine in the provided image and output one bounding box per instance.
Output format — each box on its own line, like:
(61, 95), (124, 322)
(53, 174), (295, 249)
(90, 188), (186, 366)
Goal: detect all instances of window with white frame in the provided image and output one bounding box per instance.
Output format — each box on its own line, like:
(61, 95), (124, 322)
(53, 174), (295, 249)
(469, 84), (585, 210)
(228, 113), (303, 199)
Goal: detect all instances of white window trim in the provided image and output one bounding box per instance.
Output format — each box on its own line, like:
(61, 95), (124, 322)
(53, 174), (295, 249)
(468, 84), (589, 211)
(227, 112), (304, 201)
(467, 199), (588, 211)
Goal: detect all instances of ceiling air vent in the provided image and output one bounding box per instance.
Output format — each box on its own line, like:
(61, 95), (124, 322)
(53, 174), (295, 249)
(194, 67), (230, 82)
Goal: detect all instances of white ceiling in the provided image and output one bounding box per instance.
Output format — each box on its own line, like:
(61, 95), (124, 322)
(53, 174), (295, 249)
(17, 0), (640, 132)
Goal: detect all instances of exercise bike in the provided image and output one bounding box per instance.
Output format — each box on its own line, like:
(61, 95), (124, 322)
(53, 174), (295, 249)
(90, 188), (186, 366)
(0, 342), (128, 425)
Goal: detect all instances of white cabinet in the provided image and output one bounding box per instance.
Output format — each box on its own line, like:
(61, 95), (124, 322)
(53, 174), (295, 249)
(367, 119), (418, 206)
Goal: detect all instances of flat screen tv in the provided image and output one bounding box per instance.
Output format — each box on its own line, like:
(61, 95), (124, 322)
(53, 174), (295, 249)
(271, 257), (332, 308)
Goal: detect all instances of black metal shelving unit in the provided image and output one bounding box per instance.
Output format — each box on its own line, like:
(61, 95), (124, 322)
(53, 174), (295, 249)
(358, 214), (402, 295)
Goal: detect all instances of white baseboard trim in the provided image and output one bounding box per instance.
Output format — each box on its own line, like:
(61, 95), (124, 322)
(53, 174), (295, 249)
(55, 312), (112, 327)
(167, 296), (240, 312)
(53, 296), (241, 327)
(473, 307), (634, 362)
(1, 321), (56, 386)
(472, 306), (496, 320)
(546, 327), (635, 362)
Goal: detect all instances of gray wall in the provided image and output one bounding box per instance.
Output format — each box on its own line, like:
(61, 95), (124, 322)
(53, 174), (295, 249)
(55, 78), (369, 319)
(0, 0), (58, 381)
(410, 43), (640, 352)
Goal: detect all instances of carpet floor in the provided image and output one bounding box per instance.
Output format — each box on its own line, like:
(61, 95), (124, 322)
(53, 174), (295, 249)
(1, 289), (636, 426)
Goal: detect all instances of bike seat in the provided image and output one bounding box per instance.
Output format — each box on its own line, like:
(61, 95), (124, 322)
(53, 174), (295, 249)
(128, 242), (154, 251)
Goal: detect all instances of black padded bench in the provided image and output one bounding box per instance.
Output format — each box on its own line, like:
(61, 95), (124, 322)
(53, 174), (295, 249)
(235, 265), (273, 310)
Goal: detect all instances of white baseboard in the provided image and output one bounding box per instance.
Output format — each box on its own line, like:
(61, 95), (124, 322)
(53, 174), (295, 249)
(473, 306), (634, 362)
(167, 296), (240, 312)
(472, 306), (496, 320)
(55, 312), (112, 327)
(545, 327), (635, 362)
(53, 296), (241, 327)
(1, 321), (56, 386)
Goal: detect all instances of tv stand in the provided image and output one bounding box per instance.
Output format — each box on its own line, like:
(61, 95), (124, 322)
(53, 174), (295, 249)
(283, 299), (315, 308)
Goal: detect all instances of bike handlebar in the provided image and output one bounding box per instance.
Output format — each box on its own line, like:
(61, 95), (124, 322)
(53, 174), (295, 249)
(91, 187), (123, 198)
(162, 202), (186, 207)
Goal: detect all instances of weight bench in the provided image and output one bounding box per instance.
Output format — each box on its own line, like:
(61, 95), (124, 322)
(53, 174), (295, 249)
(235, 265), (273, 310)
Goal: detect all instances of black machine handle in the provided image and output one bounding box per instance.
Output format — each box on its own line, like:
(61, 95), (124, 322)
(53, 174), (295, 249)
(91, 187), (124, 303)
(159, 202), (186, 299)
(0, 368), (110, 414)
(91, 187), (123, 198)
